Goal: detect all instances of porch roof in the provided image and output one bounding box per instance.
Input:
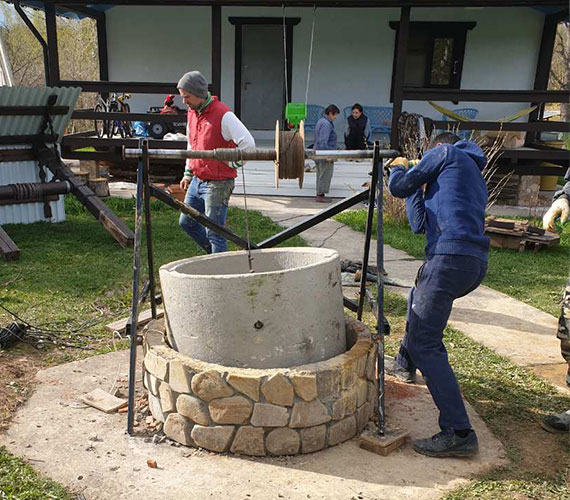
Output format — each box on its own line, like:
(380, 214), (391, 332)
(17, 0), (570, 10)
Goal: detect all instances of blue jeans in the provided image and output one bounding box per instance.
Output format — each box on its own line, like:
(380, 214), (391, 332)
(179, 177), (234, 253)
(396, 254), (487, 432)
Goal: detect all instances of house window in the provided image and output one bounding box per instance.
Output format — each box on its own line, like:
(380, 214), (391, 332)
(390, 22), (476, 95)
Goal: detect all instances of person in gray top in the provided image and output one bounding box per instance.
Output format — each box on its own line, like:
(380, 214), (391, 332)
(313, 104), (340, 203)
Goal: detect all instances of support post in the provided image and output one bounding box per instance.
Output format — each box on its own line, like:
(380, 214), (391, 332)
(390, 6), (411, 150)
(211, 5), (222, 98)
(97, 13), (109, 82)
(126, 141), (145, 435)
(142, 141), (157, 319)
(375, 143), (386, 435)
(525, 10), (566, 146)
(357, 143), (380, 320)
(44, 1), (60, 86)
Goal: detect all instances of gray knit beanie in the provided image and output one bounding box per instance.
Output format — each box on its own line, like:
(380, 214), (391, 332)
(177, 71), (208, 99)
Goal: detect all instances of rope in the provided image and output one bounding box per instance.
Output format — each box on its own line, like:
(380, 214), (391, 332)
(282, 4), (289, 104)
(240, 165), (254, 273)
(304, 6), (317, 105)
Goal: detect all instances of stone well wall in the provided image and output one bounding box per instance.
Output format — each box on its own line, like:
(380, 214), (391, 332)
(142, 316), (378, 456)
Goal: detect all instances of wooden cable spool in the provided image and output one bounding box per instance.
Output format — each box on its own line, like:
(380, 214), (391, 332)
(274, 120), (305, 189)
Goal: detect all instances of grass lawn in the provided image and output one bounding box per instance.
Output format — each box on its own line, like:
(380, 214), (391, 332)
(0, 196), (305, 499)
(362, 291), (570, 500)
(0, 197), (569, 499)
(336, 210), (570, 316)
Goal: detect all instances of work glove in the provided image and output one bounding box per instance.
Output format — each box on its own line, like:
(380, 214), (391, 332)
(390, 157), (409, 169)
(542, 197), (570, 232)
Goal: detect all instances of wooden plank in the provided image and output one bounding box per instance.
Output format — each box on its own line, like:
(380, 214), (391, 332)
(0, 149), (37, 162)
(402, 88), (568, 103)
(105, 308), (164, 334)
(46, 158), (135, 247)
(359, 427), (410, 456)
(71, 110), (186, 122)
(0, 134), (58, 145)
(432, 120), (570, 133)
(0, 106), (69, 116)
(81, 388), (128, 413)
(0, 226), (20, 262)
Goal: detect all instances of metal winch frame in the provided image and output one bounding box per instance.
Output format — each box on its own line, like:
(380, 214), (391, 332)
(124, 139), (398, 440)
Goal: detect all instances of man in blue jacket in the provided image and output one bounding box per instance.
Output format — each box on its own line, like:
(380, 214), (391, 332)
(387, 132), (489, 458)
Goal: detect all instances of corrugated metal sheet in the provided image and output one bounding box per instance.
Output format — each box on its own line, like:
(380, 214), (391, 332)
(0, 86), (80, 225)
(0, 86), (80, 139)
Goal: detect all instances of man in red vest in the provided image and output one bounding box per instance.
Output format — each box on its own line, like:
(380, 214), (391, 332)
(178, 71), (255, 253)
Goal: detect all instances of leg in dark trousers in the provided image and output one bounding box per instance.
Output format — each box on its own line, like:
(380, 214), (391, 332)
(396, 254), (487, 432)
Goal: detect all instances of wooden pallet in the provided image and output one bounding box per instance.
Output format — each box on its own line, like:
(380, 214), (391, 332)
(0, 226), (19, 261)
(485, 217), (560, 252)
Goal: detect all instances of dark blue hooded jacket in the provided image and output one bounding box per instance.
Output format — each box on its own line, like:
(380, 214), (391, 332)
(388, 141), (490, 262)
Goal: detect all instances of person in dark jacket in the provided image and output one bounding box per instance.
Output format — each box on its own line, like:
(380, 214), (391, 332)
(313, 104), (340, 203)
(344, 103), (370, 150)
(387, 132), (489, 458)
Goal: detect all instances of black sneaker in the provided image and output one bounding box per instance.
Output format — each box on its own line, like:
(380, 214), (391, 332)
(541, 413), (570, 434)
(385, 357), (416, 384)
(413, 429), (479, 458)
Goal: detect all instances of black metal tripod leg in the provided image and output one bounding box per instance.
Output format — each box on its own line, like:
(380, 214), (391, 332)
(126, 139), (145, 435)
(142, 140), (157, 319)
(357, 144), (380, 320)
(376, 144), (386, 436)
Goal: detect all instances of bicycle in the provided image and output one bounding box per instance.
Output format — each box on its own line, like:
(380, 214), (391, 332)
(94, 92), (133, 138)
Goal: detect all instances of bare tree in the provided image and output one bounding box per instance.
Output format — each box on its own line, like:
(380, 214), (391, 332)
(0, 4), (98, 132)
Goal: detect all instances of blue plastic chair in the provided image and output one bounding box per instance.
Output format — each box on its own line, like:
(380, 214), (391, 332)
(441, 108), (479, 140)
(304, 105), (325, 131)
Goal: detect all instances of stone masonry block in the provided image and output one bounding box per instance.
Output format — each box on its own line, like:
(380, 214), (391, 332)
(144, 350), (169, 381)
(250, 403), (289, 427)
(266, 428), (300, 455)
(357, 378), (368, 407)
(316, 364), (341, 399)
(168, 360), (193, 393)
(230, 426), (266, 456)
(145, 371), (161, 396)
(158, 383), (177, 414)
(289, 399), (331, 428)
(365, 350), (376, 381)
(290, 373), (317, 402)
(261, 374), (294, 407)
(148, 391), (166, 423)
(177, 394), (210, 426)
(227, 374), (261, 402)
(164, 413), (193, 446)
(192, 370), (234, 402)
(300, 425), (327, 454)
(328, 415), (357, 446)
(209, 396), (252, 425)
(191, 425), (235, 453)
(331, 389), (357, 421)
(356, 402), (373, 434)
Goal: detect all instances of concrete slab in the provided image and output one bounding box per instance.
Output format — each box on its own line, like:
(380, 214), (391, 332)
(231, 196), (567, 393)
(0, 350), (507, 500)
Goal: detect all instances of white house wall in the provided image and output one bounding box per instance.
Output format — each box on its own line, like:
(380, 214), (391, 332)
(105, 5), (543, 134)
(105, 6), (212, 113)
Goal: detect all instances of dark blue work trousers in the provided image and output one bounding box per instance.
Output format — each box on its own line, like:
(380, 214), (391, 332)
(396, 254), (487, 432)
